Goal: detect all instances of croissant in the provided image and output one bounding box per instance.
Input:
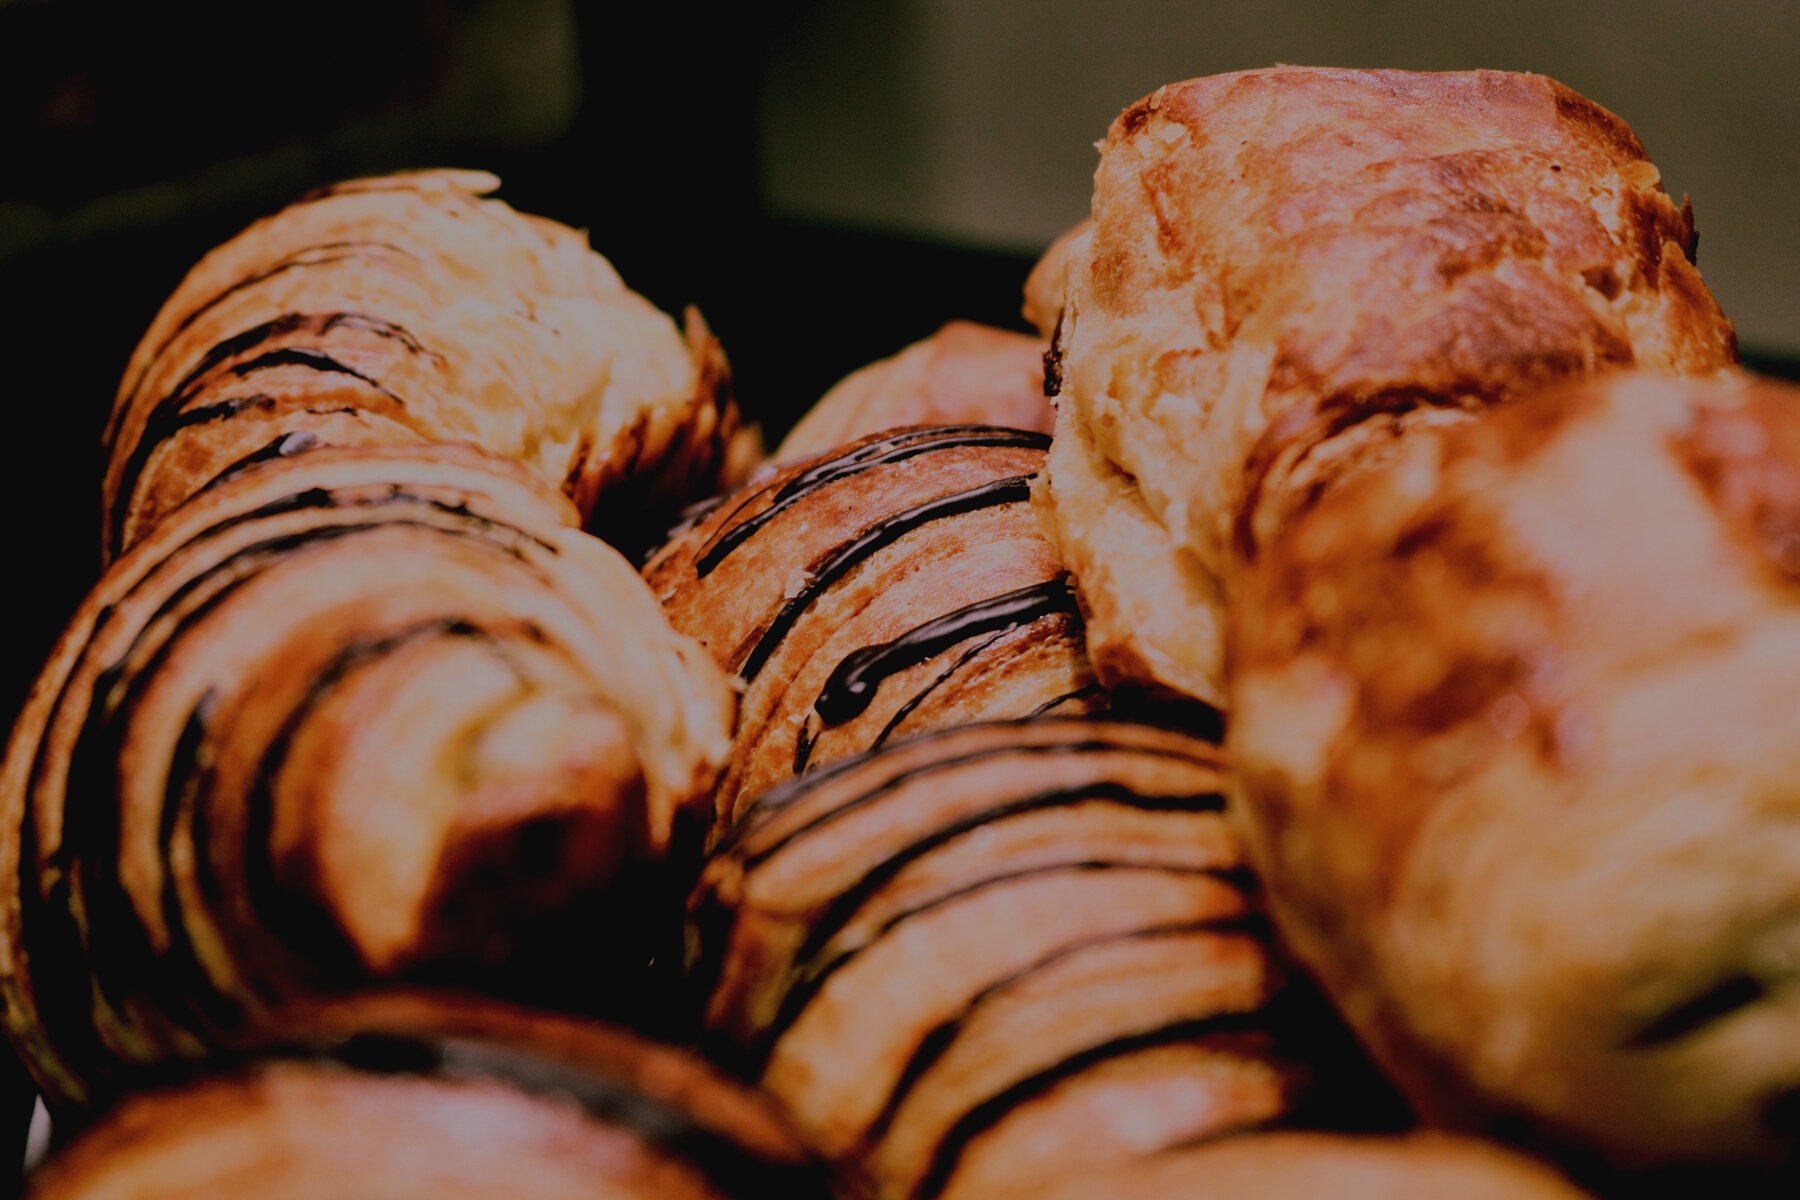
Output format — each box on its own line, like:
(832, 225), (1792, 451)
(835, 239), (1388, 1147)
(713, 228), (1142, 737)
(103, 169), (752, 559)
(1037, 67), (1737, 706)
(690, 718), (1305, 1200)
(646, 425), (1108, 830)
(26, 991), (826, 1199)
(0, 444), (733, 1110)
(1010, 1133), (1592, 1199)
(1230, 371), (1800, 1175)
(1020, 220), (1090, 338)
(776, 323), (1052, 461)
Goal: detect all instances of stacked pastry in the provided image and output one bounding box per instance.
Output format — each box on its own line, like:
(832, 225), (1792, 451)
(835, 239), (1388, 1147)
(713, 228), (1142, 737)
(647, 424), (1110, 830)
(101, 168), (754, 559)
(1027, 63), (1795, 1192)
(0, 171), (769, 1194)
(690, 719), (1306, 1199)
(25, 992), (826, 1199)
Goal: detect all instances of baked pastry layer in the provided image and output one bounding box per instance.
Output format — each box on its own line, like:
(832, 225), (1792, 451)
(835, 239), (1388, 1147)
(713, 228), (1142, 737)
(1230, 371), (1800, 1172)
(0, 445), (732, 1108)
(1040, 67), (1737, 706)
(646, 425), (1107, 830)
(691, 718), (1303, 1200)
(27, 991), (823, 1199)
(104, 169), (752, 558)
(777, 322), (1051, 461)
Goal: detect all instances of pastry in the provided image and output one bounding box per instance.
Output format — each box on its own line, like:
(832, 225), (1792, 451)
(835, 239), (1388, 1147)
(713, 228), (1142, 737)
(1230, 371), (1800, 1174)
(776, 322), (1052, 461)
(103, 169), (754, 559)
(1011, 1133), (1591, 1199)
(0, 445), (733, 1109)
(646, 425), (1109, 830)
(25, 991), (825, 1199)
(690, 718), (1303, 1200)
(1021, 219), (1091, 338)
(1038, 67), (1737, 706)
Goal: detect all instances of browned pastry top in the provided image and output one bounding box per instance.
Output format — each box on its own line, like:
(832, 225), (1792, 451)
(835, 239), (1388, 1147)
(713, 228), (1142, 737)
(1229, 370), (1800, 1171)
(1038, 67), (1737, 706)
(104, 169), (750, 558)
(777, 322), (1052, 461)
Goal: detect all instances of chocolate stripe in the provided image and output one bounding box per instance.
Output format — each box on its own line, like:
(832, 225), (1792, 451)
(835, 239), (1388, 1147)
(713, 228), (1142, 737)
(861, 917), (1266, 1150)
(1627, 973), (1766, 1048)
(910, 1011), (1273, 1200)
(811, 577), (1079, 725)
(693, 427), (1048, 577)
(867, 629), (1013, 752)
(736, 474), (1034, 681)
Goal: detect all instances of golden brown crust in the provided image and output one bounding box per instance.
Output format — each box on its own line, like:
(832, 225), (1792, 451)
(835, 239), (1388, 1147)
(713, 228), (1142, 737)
(1040, 67), (1737, 706)
(1012, 1133), (1592, 1199)
(691, 719), (1303, 1200)
(1022, 221), (1092, 338)
(27, 992), (821, 1199)
(1229, 371), (1800, 1172)
(104, 169), (748, 560)
(0, 445), (733, 1108)
(645, 426), (1107, 832)
(776, 323), (1051, 462)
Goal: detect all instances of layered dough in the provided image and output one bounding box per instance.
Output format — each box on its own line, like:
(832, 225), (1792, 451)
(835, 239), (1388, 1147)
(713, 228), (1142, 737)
(26, 991), (823, 1200)
(104, 169), (753, 558)
(691, 719), (1305, 1200)
(646, 426), (1108, 830)
(1230, 372), (1800, 1173)
(777, 323), (1052, 461)
(1038, 67), (1737, 706)
(1013, 1133), (1591, 1199)
(0, 445), (733, 1108)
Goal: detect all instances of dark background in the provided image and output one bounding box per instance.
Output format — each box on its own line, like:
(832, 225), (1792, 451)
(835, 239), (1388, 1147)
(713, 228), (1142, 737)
(1, 0), (1795, 732)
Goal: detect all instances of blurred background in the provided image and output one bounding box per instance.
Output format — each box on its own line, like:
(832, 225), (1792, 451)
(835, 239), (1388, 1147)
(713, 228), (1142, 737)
(1, 0), (1795, 722)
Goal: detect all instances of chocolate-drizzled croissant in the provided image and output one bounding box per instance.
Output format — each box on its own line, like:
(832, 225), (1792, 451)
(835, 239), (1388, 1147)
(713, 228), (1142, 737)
(1038, 68), (1737, 707)
(776, 324), (1052, 462)
(1011, 1133), (1592, 1200)
(104, 169), (753, 559)
(27, 991), (826, 1199)
(646, 426), (1108, 830)
(690, 719), (1303, 1200)
(0, 445), (732, 1110)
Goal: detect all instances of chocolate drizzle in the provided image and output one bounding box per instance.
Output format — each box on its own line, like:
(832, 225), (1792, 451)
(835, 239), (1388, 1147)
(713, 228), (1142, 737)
(811, 576), (1079, 725)
(693, 426), (1049, 578)
(737, 474), (1034, 681)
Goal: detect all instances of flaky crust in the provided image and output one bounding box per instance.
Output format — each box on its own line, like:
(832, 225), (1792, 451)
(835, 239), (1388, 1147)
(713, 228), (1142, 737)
(646, 427), (1105, 831)
(27, 992), (820, 1199)
(104, 169), (750, 559)
(1021, 221), (1092, 338)
(776, 322), (1051, 461)
(692, 719), (1303, 1200)
(0, 446), (733, 1107)
(1040, 67), (1737, 705)
(1230, 371), (1800, 1172)
(1014, 1133), (1591, 1200)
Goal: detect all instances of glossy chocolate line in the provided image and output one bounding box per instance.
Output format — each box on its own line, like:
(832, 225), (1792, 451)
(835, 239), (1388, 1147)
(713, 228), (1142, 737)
(860, 916), (1266, 1150)
(226, 347), (404, 403)
(693, 426), (1048, 577)
(733, 736), (1214, 863)
(753, 857), (1244, 1074)
(812, 576), (1078, 725)
(867, 630), (1012, 752)
(113, 241), (420, 437)
(110, 310), (429, 551)
(910, 1011), (1273, 1200)
(1627, 973), (1767, 1048)
(736, 474), (1033, 681)
(195, 431), (322, 496)
(1025, 684), (1108, 718)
